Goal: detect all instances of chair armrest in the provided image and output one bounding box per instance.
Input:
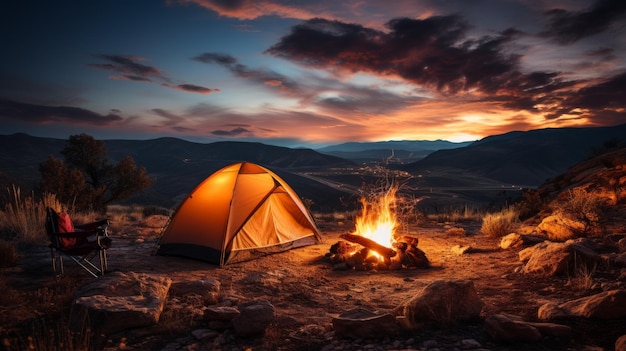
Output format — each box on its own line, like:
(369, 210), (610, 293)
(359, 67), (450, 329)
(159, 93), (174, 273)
(74, 219), (110, 231)
(50, 230), (101, 239)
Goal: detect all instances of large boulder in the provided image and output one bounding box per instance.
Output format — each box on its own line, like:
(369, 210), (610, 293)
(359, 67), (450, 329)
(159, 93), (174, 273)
(536, 214), (585, 241)
(398, 280), (484, 329)
(538, 289), (626, 320)
(519, 238), (602, 276)
(69, 271), (171, 335)
(332, 308), (399, 339)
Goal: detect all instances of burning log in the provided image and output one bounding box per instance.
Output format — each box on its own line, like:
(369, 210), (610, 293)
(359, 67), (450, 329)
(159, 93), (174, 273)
(340, 233), (397, 258)
(328, 234), (429, 271)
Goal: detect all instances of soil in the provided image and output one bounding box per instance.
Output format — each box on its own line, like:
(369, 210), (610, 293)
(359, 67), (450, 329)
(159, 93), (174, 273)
(2, 216), (625, 351)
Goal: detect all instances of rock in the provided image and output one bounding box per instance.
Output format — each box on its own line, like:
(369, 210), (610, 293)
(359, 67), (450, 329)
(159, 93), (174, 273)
(501, 233), (546, 249)
(616, 334), (626, 351)
(525, 321), (572, 337)
(399, 280), (484, 329)
(536, 214), (585, 241)
(451, 245), (472, 255)
(484, 314), (542, 342)
(232, 299), (276, 337)
(537, 303), (567, 320)
(170, 278), (221, 305)
(519, 238), (602, 276)
(191, 328), (220, 340)
(460, 339), (482, 348)
(69, 271), (171, 335)
(618, 238), (626, 253)
(500, 233), (524, 249)
(203, 305), (240, 321)
(538, 289), (626, 320)
(332, 307), (399, 339)
(614, 252), (626, 267)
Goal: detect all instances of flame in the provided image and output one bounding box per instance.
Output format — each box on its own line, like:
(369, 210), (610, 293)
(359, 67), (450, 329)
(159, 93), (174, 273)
(353, 186), (398, 258)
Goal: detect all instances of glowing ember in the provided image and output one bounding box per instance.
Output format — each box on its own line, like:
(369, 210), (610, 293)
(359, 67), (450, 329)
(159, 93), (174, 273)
(353, 186), (398, 259)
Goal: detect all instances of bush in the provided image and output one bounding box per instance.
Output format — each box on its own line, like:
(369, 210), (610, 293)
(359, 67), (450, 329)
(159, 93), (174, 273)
(481, 207), (519, 238)
(554, 188), (605, 236)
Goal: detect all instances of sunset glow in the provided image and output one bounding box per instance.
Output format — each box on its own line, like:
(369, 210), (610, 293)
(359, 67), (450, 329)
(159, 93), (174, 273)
(1, 0), (624, 147)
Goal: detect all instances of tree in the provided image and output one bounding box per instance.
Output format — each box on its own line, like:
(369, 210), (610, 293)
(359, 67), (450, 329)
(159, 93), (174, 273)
(39, 155), (89, 209)
(39, 134), (155, 213)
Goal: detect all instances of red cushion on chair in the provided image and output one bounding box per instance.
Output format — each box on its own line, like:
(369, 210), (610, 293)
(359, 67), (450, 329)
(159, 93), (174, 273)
(57, 212), (76, 247)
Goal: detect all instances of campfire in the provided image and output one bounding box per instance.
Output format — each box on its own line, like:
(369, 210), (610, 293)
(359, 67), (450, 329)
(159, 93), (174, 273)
(327, 186), (429, 270)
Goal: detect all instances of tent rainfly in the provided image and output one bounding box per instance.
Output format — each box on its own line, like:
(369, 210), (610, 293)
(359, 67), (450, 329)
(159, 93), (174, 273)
(157, 162), (322, 265)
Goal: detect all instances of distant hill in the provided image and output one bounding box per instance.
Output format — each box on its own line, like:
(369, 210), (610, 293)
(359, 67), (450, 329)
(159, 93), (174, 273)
(402, 124), (626, 187)
(317, 140), (472, 163)
(0, 134), (354, 211)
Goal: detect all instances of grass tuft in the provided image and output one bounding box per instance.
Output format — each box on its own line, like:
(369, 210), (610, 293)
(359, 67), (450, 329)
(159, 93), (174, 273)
(481, 207), (519, 238)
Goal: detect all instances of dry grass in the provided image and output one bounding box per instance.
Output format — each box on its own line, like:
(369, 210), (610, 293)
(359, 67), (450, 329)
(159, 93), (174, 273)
(428, 206), (484, 223)
(0, 274), (90, 351)
(480, 207), (519, 238)
(0, 186), (61, 244)
(566, 260), (597, 291)
(445, 227), (467, 236)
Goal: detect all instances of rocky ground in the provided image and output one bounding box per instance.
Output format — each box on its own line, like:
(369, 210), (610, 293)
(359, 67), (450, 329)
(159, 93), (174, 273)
(2, 215), (625, 351)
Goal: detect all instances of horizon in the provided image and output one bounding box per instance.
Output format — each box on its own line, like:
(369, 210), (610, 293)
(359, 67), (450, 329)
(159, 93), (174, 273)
(7, 121), (626, 150)
(1, 1), (625, 148)
(2, 130), (476, 149)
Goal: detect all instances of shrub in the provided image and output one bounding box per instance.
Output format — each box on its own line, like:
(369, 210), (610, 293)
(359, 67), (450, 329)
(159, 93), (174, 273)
(481, 207), (519, 238)
(554, 188), (606, 236)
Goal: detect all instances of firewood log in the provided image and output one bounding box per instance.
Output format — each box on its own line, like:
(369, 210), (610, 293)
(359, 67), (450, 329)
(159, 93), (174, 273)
(406, 248), (430, 268)
(399, 235), (419, 246)
(340, 233), (397, 258)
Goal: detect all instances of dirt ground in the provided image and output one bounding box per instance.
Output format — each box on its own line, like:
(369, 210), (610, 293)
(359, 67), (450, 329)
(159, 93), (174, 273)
(2, 216), (624, 351)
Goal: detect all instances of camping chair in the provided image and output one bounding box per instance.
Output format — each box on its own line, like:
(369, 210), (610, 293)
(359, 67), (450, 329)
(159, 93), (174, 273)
(45, 207), (111, 277)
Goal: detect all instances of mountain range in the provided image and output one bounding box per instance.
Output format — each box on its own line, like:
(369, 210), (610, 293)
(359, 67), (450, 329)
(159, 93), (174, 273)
(1, 123), (625, 211)
(317, 140), (472, 163)
(403, 124), (626, 186)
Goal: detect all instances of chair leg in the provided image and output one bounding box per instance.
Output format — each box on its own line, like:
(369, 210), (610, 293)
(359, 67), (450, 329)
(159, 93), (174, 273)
(102, 249), (108, 273)
(69, 256), (100, 278)
(51, 248), (108, 278)
(51, 248), (59, 276)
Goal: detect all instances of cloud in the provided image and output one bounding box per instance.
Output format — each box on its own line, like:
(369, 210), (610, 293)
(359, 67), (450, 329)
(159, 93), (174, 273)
(264, 15), (626, 124)
(211, 127), (252, 136)
(166, 84), (221, 94)
(88, 54), (167, 81)
(0, 99), (123, 125)
(193, 52), (301, 95)
(266, 16), (528, 95)
(89, 54), (220, 95)
(171, 0), (326, 20)
(554, 71), (626, 124)
(540, 0), (626, 45)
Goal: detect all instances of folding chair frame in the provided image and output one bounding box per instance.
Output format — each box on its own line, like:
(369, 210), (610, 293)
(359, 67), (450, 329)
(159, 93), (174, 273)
(46, 207), (111, 278)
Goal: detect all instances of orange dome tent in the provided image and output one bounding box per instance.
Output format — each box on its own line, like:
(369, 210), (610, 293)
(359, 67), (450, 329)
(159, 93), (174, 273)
(157, 162), (322, 265)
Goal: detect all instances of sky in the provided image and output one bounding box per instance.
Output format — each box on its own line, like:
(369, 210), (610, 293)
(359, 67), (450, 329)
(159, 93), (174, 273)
(1, 0), (625, 148)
